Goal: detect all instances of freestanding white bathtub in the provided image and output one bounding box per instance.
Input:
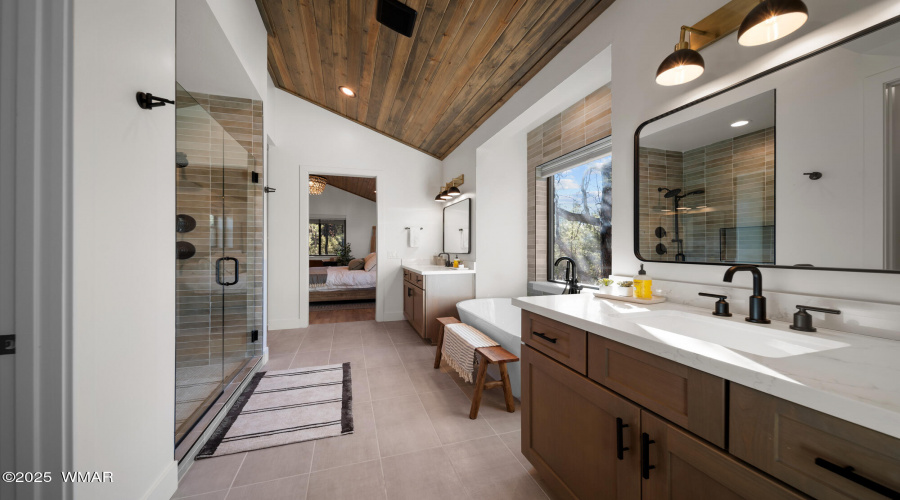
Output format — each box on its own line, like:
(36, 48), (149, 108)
(456, 298), (522, 398)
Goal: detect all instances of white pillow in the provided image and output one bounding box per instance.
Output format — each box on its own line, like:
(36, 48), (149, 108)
(364, 252), (377, 272)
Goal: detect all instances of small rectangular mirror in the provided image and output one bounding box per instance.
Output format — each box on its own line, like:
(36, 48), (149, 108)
(443, 198), (471, 254)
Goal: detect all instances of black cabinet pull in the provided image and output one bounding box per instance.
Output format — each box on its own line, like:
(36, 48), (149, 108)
(641, 433), (656, 479)
(407, 287), (412, 297)
(814, 457), (900, 498)
(616, 418), (629, 460)
(532, 331), (557, 344)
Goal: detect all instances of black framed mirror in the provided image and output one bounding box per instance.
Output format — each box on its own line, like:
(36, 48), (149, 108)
(443, 198), (471, 254)
(634, 15), (900, 274)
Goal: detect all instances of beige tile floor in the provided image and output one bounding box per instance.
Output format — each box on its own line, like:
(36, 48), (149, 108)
(171, 320), (558, 500)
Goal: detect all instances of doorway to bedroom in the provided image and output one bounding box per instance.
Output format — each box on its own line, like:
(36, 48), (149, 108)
(307, 175), (377, 324)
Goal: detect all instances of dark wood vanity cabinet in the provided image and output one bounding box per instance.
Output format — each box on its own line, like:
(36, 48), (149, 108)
(521, 311), (810, 500)
(402, 269), (474, 343)
(730, 383), (900, 500)
(522, 345), (641, 500)
(641, 410), (805, 500)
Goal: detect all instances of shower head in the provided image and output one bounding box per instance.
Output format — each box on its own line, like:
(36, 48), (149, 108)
(663, 188), (682, 198)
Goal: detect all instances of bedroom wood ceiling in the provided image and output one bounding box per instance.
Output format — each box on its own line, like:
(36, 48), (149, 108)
(257, 0), (616, 159)
(324, 175), (377, 201)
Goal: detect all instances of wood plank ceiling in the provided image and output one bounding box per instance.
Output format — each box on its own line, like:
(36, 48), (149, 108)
(323, 175), (377, 201)
(258, 0), (615, 159)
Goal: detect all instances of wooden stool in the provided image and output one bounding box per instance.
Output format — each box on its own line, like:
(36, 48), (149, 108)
(433, 317), (519, 420)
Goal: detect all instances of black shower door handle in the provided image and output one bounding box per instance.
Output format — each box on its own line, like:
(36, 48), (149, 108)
(216, 257), (239, 286)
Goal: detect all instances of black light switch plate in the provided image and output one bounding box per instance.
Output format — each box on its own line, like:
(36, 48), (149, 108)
(0, 335), (15, 355)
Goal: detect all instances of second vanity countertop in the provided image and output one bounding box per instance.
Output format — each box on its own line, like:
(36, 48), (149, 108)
(402, 263), (476, 275)
(513, 293), (900, 440)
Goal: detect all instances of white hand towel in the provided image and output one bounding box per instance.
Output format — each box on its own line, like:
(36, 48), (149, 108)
(408, 227), (420, 248)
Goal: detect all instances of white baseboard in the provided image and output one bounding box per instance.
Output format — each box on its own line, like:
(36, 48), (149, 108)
(268, 318), (306, 330)
(141, 460), (178, 500)
(383, 310), (404, 322)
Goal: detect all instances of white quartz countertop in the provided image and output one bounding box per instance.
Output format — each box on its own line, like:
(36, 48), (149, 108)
(402, 263), (476, 275)
(512, 293), (900, 440)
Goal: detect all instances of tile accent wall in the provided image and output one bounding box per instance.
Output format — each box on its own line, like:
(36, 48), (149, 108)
(175, 88), (264, 372)
(527, 84), (612, 281)
(638, 127), (774, 264)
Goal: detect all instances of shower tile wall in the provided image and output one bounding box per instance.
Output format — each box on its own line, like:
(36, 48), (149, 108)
(174, 87), (263, 441)
(639, 127), (774, 263)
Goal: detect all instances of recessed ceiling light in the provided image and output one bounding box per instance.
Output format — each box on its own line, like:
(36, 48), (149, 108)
(339, 86), (356, 97)
(731, 120), (750, 127)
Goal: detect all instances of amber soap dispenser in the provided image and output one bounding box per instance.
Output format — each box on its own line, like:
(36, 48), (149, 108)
(634, 264), (652, 300)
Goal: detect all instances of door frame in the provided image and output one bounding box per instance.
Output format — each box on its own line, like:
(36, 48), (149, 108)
(301, 167), (382, 325)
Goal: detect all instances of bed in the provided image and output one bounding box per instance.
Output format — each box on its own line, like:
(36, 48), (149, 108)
(309, 265), (377, 302)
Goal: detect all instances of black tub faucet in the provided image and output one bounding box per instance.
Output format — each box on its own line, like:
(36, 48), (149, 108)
(722, 264), (770, 324)
(554, 257), (582, 295)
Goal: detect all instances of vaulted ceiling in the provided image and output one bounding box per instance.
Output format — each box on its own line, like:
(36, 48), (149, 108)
(257, 0), (615, 159)
(324, 175), (377, 201)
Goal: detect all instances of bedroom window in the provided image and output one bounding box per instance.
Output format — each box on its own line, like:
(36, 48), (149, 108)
(309, 218), (346, 256)
(543, 137), (613, 286)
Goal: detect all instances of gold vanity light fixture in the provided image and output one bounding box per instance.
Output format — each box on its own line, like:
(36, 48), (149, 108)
(655, 0), (810, 86)
(656, 26), (710, 86)
(309, 175), (327, 195)
(738, 0), (808, 47)
(434, 174), (464, 202)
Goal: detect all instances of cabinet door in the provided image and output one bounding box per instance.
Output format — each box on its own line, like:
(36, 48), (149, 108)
(522, 346), (640, 500)
(641, 411), (806, 500)
(412, 286), (426, 337)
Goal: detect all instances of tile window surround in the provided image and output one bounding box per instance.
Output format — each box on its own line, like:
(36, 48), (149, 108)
(638, 128), (775, 263)
(527, 84), (612, 282)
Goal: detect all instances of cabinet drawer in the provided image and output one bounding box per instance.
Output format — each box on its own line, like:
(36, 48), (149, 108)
(410, 271), (423, 288)
(588, 336), (725, 447)
(521, 312), (587, 374)
(730, 384), (900, 500)
(403, 269), (410, 282)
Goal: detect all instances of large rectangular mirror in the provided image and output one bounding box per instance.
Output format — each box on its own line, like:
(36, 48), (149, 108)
(443, 198), (471, 254)
(635, 17), (900, 273)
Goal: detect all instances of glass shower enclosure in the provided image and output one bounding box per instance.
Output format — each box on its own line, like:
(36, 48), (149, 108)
(174, 84), (262, 448)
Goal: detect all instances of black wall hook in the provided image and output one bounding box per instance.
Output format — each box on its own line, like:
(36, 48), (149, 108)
(803, 171), (823, 180)
(136, 91), (174, 110)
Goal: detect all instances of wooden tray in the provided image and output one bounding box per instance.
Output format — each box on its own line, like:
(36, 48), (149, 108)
(592, 291), (667, 304)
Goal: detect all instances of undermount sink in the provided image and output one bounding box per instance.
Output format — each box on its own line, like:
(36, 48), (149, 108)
(628, 310), (849, 358)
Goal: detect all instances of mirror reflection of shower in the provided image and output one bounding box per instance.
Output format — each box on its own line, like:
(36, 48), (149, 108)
(658, 187), (705, 261)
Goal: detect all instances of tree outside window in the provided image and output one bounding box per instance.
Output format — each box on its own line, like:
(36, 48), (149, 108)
(309, 219), (346, 256)
(549, 154), (612, 285)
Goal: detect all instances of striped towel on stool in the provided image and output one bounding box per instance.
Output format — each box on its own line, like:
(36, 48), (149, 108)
(441, 323), (499, 383)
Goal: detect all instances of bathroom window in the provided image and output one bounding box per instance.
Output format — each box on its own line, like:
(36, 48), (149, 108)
(548, 153), (613, 285)
(309, 218), (346, 256)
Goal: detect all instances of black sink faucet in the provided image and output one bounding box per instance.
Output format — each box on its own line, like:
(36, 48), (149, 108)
(722, 264), (770, 324)
(438, 252), (451, 267)
(554, 257), (582, 295)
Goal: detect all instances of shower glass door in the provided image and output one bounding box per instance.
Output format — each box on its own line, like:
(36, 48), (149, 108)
(175, 84), (261, 448)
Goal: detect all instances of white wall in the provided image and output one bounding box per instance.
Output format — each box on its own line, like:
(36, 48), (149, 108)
(72, 0), (177, 499)
(267, 83), (443, 329)
(447, 0), (900, 303)
(474, 137), (529, 298)
(205, 0), (268, 100)
(309, 184), (377, 258)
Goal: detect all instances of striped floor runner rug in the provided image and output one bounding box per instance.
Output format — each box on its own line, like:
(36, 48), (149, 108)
(197, 363), (353, 458)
